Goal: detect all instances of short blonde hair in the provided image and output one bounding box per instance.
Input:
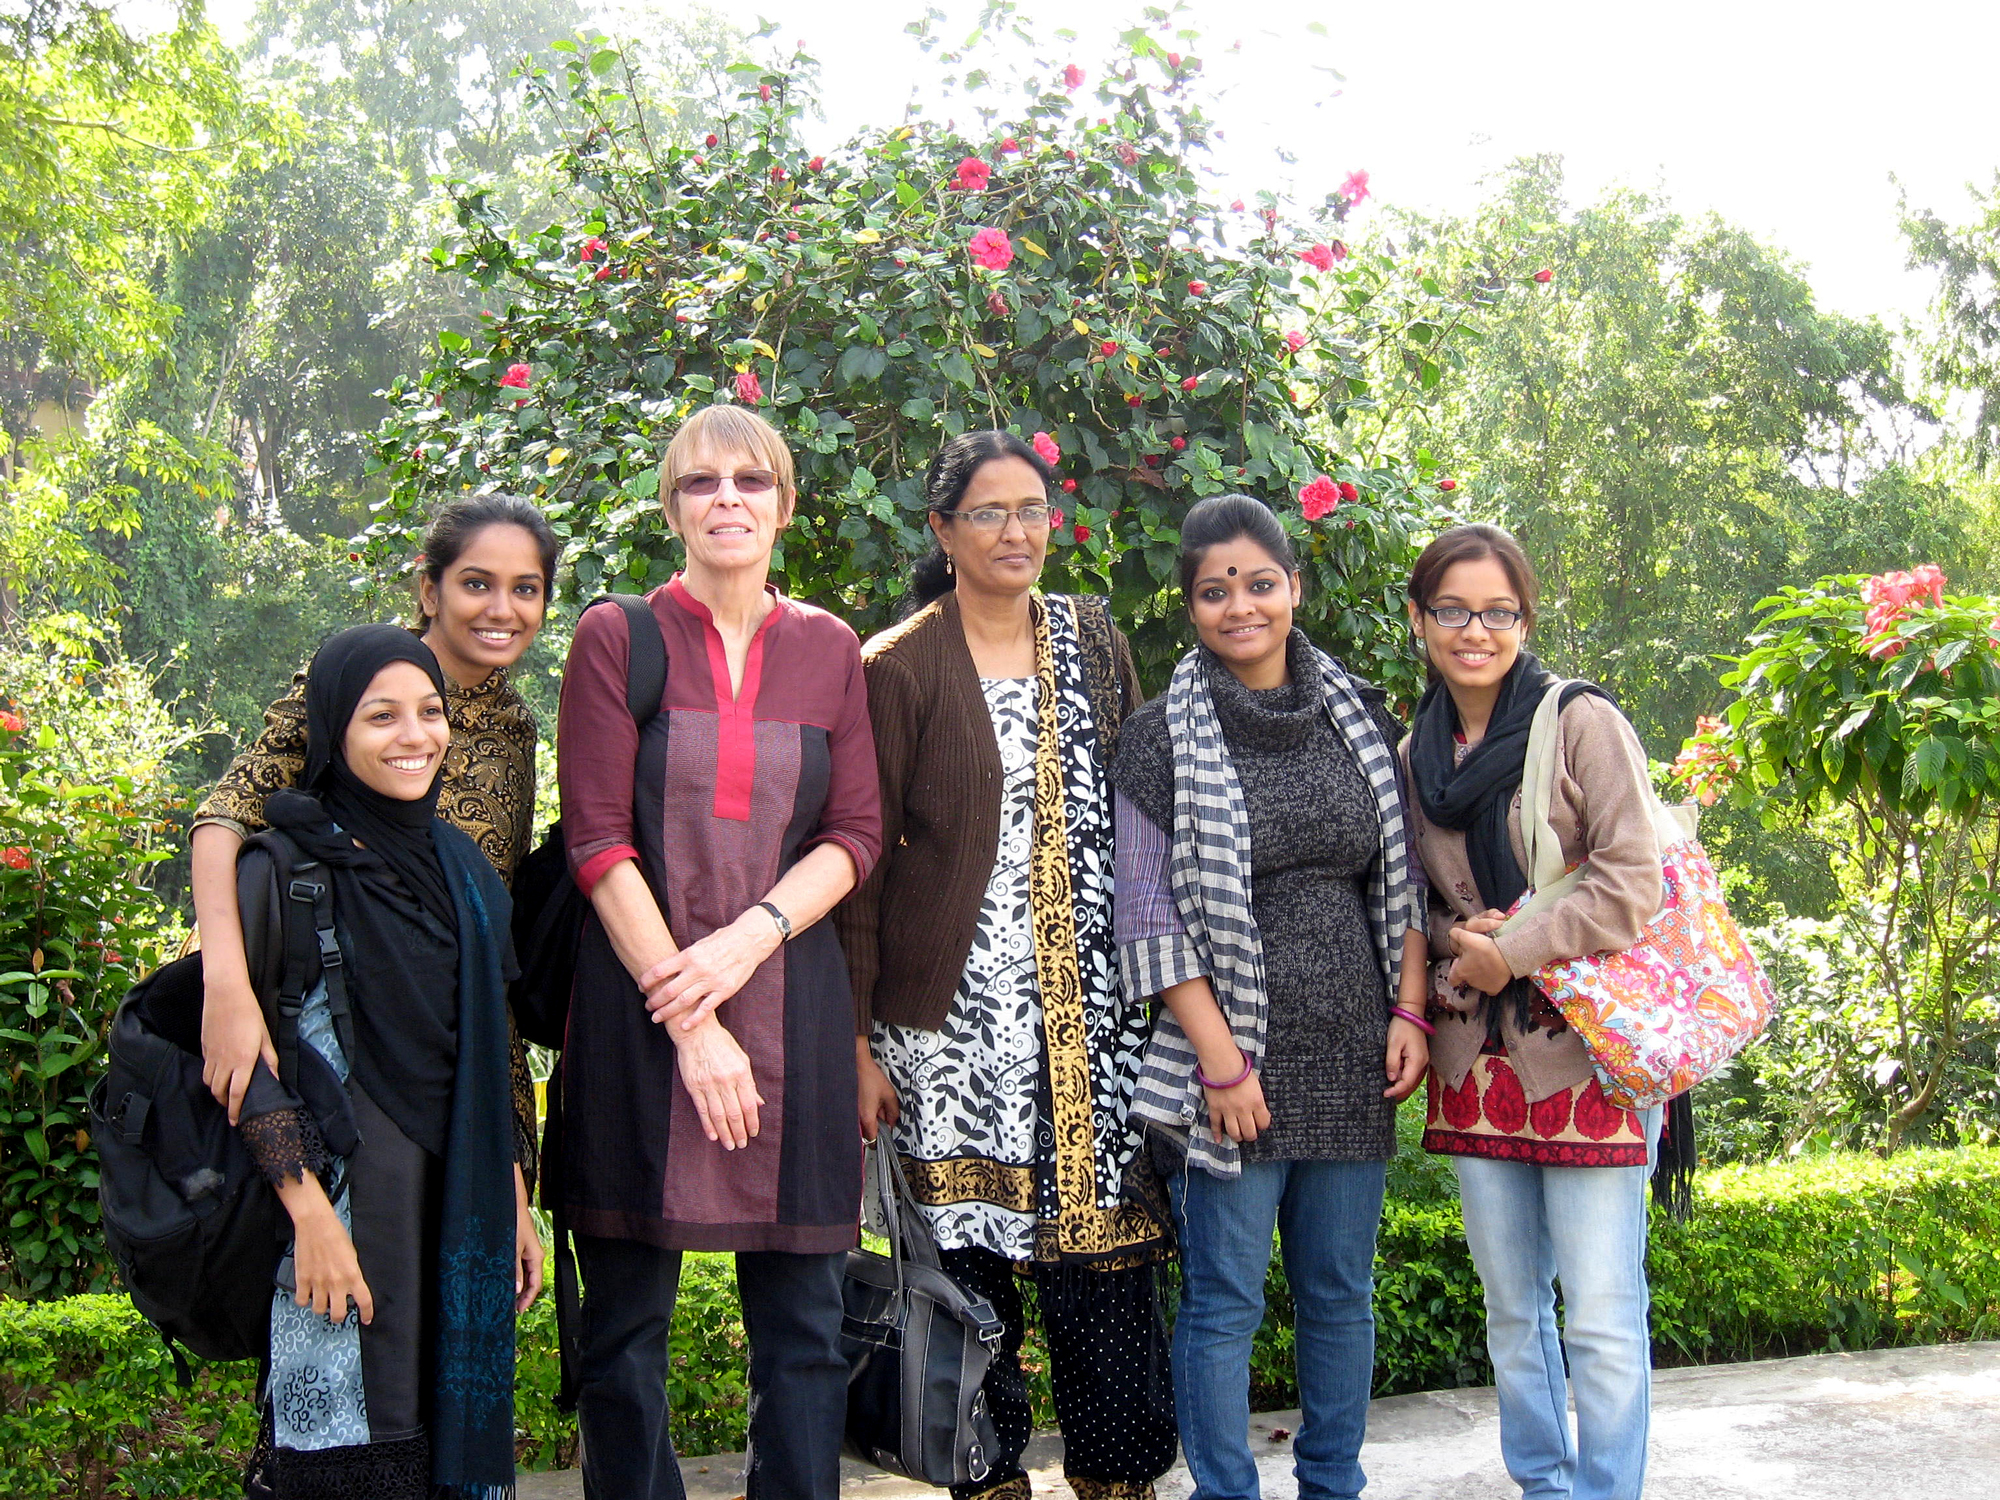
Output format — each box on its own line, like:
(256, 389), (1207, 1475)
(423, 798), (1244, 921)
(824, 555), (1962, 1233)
(660, 404), (797, 521)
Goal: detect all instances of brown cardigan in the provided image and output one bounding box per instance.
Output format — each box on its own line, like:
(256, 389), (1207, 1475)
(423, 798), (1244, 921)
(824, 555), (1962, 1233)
(833, 590), (1144, 1034)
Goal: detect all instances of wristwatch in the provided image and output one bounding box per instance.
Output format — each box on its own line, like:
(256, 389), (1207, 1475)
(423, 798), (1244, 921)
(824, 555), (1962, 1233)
(756, 900), (793, 942)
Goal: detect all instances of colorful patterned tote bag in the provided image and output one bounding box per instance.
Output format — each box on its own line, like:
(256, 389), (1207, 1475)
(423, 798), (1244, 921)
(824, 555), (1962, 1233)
(1499, 683), (1777, 1109)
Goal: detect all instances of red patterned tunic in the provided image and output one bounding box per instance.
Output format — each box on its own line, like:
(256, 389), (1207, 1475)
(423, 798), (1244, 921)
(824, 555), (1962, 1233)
(555, 578), (881, 1251)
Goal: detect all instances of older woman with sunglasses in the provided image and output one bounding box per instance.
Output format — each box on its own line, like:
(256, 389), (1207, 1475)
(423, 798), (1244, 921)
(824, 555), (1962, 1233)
(554, 405), (882, 1500)
(836, 431), (1176, 1500)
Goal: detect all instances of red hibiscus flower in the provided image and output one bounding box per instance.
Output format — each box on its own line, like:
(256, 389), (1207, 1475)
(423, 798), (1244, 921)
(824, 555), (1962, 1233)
(758, 83), (772, 102)
(968, 227), (1014, 271)
(579, 236), (607, 262)
(1050, 508), (1065, 529)
(1169, 436), (1186, 451)
(499, 363), (531, 389)
(0, 710), (23, 733)
(735, 371), (763, 405)
(770, 165), (786, 181)
(787, 230), (800, 242)
(1167, 51), (1182, 68)
(1338, 481), (1359, 502)
(953, 156), (992, 191)
(1438, 478), (1458, 492)
(1126, 394), (1144, 407)
(1000, 137), (1019, 153)
(1061, 478), (1078, 493)
(1033, 431), (1062, 465)
(987, 291), (1009, 316)
(1533, 269), (1554, 284)
(1480, 1061), (1529, 1134)
(1073, 523), (1092, 543)
(1283, 329), (1306, 353)
(595, 264), (613, 281)
(807, 155), (824, 171)
(705, 133), (719, 147)
(1229, 199), (1245, 212)
(1298, 475), (1339, 520)
(1100, 340), (1119, 356)
(1143, 454), (1162, 468)
(1064, 64), (1085, 90)
(1, 847), (30, 870)
(1186, 279), (1206, 296)
(1300, 243), (1335, 272)
(1181, 375), (1198, 392)
(1340, 168), (1370, 204)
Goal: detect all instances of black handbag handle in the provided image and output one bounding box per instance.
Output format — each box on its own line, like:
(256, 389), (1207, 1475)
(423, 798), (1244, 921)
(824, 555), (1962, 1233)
(868, 1140), (944, 1291)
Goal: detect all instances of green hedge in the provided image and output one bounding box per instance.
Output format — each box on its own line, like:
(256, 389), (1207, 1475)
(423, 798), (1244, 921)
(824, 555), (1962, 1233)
(9, 1148), (1998, 1495)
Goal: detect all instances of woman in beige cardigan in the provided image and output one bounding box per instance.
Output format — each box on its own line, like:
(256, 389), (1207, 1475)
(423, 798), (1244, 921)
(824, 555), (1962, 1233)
(1399, 523), (1663, 1500)
(834, 430), (1175, 1500)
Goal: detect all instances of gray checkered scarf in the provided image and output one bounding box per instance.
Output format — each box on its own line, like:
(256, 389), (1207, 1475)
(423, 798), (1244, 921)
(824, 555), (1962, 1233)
(1126, 641), (1418, 1177)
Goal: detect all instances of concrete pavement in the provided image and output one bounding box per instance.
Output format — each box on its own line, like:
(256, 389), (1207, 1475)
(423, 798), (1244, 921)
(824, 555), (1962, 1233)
(517, 1339), (2000, 1499)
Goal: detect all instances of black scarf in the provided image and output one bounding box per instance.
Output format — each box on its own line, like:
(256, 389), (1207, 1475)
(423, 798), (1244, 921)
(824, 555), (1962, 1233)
(265, 624), (518, 1495)
(1407, 651), (1606, 1031)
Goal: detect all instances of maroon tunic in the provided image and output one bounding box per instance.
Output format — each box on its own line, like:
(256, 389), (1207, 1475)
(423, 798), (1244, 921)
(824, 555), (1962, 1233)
(555, 578), (881, 1252)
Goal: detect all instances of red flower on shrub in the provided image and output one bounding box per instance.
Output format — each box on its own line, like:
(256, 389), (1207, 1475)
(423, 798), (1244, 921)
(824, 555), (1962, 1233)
(1064, 64), (1085, 90)
(787, 230), (800, 242)
(0, 710), (22, 733)
(595, 264), (614, 281)
(1000, 137), (1019, 153)
(1533, 269), (1554, 284)
(1186, 279), (1206, 296)
(1300, 243), (1335, 272)
(1340, 168), (1371, 204)
(1049, 508), (1065, 528)
(579, 236), (607, 262)
(968, 227), (1014, 271)
(1143, 454), (1162, 468)
(807, 155), (824, 171)
(1229, 199), (1245, 212)
(706, 133), (719, 147)
(1116, 142), (1139, 166)
(499, 363), (531, 389)
(987, 291), (1009, 316)
(1061, 478), (1078, 493)
(1126, 394), (1144, 407)
(758, 83), (773, 102)
(953, 157), (992, 191)
(1438, 478), (1459, 492)
(1033, 431), (1062, 465)
(1283, 329), (1307, 353)
(1181, 375), (1198, 392)
(1299, 476), (1340, 520)
(1338, 481), (1359, 502)
(735, 371), (764, 405)
(1167, 52), (1182, 68)
(770, 165), (786, 182)
(1073, 523), (1092, 543)
(1169, 436), (1186, 451)
(1100, 340), (1118, 356)
(1, 847), (29, 870)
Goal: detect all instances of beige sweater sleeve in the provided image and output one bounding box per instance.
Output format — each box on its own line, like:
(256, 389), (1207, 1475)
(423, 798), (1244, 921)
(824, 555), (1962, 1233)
(1493, 694), (1664, 978)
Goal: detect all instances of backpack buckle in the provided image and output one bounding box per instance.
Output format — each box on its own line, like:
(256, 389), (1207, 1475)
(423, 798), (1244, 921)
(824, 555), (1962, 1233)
(288, 879), (325, 903)
(316, 927), (343, 967)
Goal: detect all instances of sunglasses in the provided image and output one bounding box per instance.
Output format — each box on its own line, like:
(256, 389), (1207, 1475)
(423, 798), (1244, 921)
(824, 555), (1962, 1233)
(675, 469), (779, 497)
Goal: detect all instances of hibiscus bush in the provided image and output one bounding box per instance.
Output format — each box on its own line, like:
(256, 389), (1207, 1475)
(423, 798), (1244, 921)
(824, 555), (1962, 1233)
(1685, 566), (2000, 1149)
(363, 13), (1516, 693)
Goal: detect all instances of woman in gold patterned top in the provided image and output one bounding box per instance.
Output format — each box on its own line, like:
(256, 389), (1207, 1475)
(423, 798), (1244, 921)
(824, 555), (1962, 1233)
(191, 495), (557, 1183)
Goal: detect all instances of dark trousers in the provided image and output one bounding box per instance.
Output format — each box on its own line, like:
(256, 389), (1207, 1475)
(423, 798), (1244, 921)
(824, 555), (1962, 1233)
(574, 1234), (849, 1500)
(941, 1248), (1178, 1499)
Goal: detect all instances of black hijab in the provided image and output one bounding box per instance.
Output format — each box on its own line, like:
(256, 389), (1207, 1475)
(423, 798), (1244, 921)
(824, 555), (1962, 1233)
(1407, 650), (1606, 1029)
(265, 625), (462, 1155)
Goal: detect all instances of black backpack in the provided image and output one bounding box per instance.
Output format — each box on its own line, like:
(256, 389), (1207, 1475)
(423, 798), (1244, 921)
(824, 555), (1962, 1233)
(91, 829), (352, 1380)
(507, 591), (667, 1050)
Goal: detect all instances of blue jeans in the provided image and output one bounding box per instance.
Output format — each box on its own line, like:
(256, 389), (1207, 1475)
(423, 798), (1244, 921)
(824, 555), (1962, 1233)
(1452, 1108), (1661, 1500)
(1169, 1158), (1387, 1500)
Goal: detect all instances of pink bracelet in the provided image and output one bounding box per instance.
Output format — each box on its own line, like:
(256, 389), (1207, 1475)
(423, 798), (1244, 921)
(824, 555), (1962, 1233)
(1197, 1049), (1255, 1090)
(1390, 1006), (1436, 1037)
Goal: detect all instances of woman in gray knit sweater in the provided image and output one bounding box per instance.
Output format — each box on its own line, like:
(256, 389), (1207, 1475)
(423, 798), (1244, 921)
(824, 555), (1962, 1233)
(1111, 495), (1430, 1500)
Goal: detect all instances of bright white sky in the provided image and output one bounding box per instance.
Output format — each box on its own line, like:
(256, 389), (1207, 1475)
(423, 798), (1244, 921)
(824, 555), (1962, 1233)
(202, 0), (2000, 329)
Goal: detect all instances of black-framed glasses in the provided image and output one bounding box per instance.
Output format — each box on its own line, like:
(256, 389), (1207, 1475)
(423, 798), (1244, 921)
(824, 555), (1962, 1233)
(1424, 605), (1523, 631)
(675, 469), (779, 497)
(945, 503), (1053, 532)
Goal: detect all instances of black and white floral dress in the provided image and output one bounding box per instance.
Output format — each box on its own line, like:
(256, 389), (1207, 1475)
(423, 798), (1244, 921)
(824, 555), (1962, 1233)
(875, 677), (1045, 1258)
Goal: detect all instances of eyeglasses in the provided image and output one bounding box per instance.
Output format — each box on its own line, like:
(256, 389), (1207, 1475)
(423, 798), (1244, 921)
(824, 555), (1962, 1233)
(1424, 605), (1524, 631)
(675, 469), (779, 497)
(945, 504), (1053, 532)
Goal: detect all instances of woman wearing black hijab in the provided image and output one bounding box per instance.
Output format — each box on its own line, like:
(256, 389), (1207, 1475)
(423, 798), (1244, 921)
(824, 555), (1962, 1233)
(224, 624), (532, 1500)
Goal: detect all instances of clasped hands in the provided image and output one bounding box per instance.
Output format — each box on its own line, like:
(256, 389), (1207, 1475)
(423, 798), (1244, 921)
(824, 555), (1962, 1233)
(636, 909), (784, 1152)
(1446, 909), (1514, 996)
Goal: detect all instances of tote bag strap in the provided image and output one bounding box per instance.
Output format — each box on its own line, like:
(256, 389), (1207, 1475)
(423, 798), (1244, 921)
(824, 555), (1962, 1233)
(1518, 680), (1572, 894)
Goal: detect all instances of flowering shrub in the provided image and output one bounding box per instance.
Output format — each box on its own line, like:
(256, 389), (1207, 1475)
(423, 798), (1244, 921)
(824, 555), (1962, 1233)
(363, 19), (1499, 693)
(1700, 568), (2000, 1147)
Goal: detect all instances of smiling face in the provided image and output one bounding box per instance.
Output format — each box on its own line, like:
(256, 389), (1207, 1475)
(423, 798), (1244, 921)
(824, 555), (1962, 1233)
(927, 455), (1050, 602)
(418, 521), (549, 686)
(341, 660), (450, 801)
(667, 441), (794, 578)
(1408, 553), (1528, 692)
(1187, 536), (1302, 686)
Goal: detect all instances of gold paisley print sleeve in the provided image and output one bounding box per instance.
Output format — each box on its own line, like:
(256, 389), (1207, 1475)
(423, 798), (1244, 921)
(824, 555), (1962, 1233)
(193, 669), (312, 834)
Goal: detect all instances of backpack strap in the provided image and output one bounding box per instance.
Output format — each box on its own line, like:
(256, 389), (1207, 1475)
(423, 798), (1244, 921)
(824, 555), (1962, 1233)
(262, 830), (353, 1092)
(586, 592), (669, 730)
